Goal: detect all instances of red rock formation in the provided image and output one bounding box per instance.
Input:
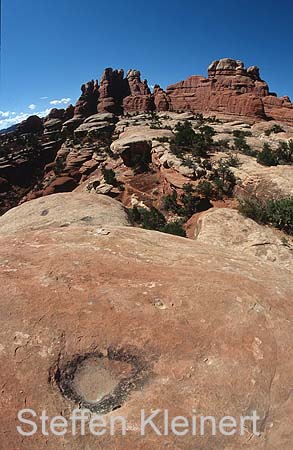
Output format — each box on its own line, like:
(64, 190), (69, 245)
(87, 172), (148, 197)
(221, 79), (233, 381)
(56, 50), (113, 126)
(71, 58), (293, 123)
(263, 95), (293, 123)
(153, 84), (170, 111)
(74, 80), (99, 117)
(165, 58), (268, 118)
(123, 70), (154, 112)
(97, 68), (127, 114)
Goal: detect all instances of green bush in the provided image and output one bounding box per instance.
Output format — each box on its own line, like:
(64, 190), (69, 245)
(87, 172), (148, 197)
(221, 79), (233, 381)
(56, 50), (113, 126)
(266, 198), (293, 234)
(209, 160), (237, 197)
(163, 190), (179, 213)
(238, 197), (293, 235)
(161, 221), (186, 237)
(225, 154), (241, 167)
(233, 130), (256, 156)
(257, 141), (293, 166)
(171, 121), (215, 157)
(101, 167), (119, 186)
(275, 141), (293, 164)
(215, 138), (230, 150)
(257, 143), (278, 166)
(156, 136), (170, 143)
(238, 198), (268, 223)
(265, 124), (284, 136)
(233, 129), (252, 138)
(196, 180), (214, 200)
(163, 184), (212, 219)
(174, 121), (196, 147)
(130, 206), (166, 230)
(129, 205), (186, 237)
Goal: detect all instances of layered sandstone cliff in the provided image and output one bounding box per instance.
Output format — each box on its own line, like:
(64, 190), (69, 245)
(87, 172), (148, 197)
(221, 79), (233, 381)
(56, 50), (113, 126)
(71, 58), (293, 123)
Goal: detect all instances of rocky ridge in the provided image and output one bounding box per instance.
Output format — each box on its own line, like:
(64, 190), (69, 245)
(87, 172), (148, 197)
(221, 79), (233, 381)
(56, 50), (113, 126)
(70, 58), (293, 123)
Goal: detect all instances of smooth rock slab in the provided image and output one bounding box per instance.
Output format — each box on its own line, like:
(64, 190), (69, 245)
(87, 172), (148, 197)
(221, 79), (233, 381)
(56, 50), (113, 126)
(0, 192), (130, 233)
(0, 225), (292, 449)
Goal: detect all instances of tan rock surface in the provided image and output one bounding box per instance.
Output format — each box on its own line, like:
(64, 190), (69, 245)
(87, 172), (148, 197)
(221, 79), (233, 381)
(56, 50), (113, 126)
(111, 126), (174, 154)
(232, 155), (293, 200)
(0, 192), (130, 233)
(193, 208), (293, 269)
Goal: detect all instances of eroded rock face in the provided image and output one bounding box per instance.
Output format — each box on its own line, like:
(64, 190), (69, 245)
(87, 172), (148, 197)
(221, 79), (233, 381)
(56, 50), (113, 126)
(97, 68), (128, 115)
(122, 70), (154, 113)
(74, 80), (100, 117)
(69, 58), (293, 122)
(166, 59), (268, 118)
(0, 221), (292, 449)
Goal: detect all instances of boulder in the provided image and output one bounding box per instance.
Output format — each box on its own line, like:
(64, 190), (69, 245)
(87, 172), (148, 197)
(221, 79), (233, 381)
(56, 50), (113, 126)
(18, 115), (43, 134)
(192, 208), (292, 270)
(0, 192), (130, 233)
(232, 154), (293, 200)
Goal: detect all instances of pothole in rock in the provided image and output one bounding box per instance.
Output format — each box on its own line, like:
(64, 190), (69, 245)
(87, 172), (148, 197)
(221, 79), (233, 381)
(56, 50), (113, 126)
(53, 348), (149, 414)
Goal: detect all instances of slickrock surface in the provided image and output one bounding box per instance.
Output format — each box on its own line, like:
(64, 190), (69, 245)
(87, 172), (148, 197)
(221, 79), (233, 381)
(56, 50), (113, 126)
(0, 192), (130, 233)
(0, 218), (292, 449)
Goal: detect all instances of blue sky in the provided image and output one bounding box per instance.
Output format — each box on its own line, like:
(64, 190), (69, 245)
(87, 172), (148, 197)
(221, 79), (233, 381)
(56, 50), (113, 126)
(1, 0), (293, 129)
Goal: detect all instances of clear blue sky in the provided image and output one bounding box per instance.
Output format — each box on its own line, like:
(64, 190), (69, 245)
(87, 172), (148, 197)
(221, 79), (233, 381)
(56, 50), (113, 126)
(1, 0), (293, 128)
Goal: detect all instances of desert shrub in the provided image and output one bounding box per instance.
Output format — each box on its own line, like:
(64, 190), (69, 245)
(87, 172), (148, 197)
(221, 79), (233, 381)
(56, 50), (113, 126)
(275, 140), (293, 164)
(181, 189), (202, 218)
(265, 124), (285, 136)
(163, 184), (212, 219)
(181, 158), (194, 167)
(266, 198), (293, 234)
(171, 121), (215, 157)
(130, 206), (166, 230)
(201, 159), (212, 170)
(194, 113), (205, 125)
(238, 197), (293, 235)
(163, 190), (179, 213)
(129, 206), (186, 237)
(215, 138), (230, 150)
(149, 112), (162, 129)
(257, 141), (292, 166)
(196, 180), (214, 200)
(225, 154), (241, 167)
(233, 129), (252, 138)
(233, 131), (256, 156)
(161, 221), (186, 237)
(173, 121), (196, 147)
(238, 198), (269, 223)
(209, 160), (237, 197)
(101, 167), (118, 186)
(194, 113), (220, 124)
(257, 143), (278, 166)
